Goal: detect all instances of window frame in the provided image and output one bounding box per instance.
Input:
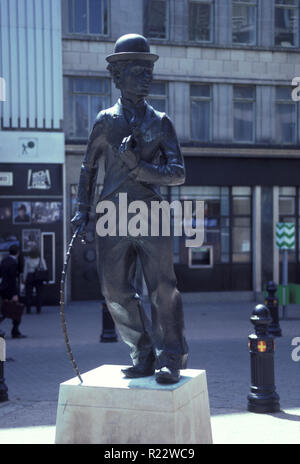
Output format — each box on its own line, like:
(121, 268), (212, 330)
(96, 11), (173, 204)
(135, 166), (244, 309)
(188, 0), (214, 44)
(275, 86), (298, 145)
(274, 0), (299, 48)
(64, 0), (110, 37)
(64, 76), (111, 141)
(147, 81), (169, 113)
(232, 0), (258, 46)
(144, 0), (170, 40)
(190, 83), (213, 142)
(233, 84), (256, 143)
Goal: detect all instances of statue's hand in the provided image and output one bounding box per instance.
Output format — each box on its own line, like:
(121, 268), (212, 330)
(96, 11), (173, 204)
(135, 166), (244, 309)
(119, 135), (140, 170)
(71, 211), (89, 235)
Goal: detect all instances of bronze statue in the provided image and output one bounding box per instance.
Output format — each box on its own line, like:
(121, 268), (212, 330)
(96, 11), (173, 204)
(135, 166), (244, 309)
(71, 34), (188, 383)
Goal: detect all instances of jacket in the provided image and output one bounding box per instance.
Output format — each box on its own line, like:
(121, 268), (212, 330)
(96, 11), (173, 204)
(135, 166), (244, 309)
(0, 255), (19, 299)
(76, 98), (185, 211)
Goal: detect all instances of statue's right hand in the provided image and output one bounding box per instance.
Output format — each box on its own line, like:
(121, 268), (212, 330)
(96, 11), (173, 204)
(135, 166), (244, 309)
(71, 211), (89, 235)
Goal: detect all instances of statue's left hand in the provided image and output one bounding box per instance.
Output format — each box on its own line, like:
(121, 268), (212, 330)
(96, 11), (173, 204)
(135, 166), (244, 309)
(119, 135), (140, 170)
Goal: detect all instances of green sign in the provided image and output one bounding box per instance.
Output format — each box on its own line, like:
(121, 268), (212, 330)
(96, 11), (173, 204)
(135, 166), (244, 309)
(276, 223), (295, 250)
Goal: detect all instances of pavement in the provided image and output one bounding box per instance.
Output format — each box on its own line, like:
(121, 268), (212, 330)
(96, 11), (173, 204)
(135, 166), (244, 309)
(0, 297), (299, 445)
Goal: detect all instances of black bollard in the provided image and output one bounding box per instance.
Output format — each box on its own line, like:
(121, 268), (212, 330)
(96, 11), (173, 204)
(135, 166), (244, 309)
(264, 281), (282, 337)
(100, 302), (118, 343)
(247, 304), (280, 413)
(0, 331), (8, 402)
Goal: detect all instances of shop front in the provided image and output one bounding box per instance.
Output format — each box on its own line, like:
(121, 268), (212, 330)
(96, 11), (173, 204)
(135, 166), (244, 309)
(66, 152), (300, 299)
(0, 130), (65, 306)
(0, 163), (64, 305)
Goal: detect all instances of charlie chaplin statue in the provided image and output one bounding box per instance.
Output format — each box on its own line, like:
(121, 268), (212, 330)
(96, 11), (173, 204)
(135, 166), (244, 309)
(71, 34), (188, 383)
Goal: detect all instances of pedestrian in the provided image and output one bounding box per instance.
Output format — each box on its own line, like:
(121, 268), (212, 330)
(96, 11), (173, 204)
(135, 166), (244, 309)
(23, 247), (47, 314)
(0, 245), (26, 338)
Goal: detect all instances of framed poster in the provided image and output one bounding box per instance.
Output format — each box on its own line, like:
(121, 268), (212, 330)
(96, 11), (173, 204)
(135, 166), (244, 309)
(188, 246), (214, 269)
(22, 229), (41, 252)
(31, 201), (62, 224)
(13, 201), (31, 224)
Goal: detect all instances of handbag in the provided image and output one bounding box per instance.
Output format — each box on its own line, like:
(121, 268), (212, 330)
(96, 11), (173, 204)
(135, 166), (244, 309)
(34, 259), (49, 283)
(1, 300), (24, 322)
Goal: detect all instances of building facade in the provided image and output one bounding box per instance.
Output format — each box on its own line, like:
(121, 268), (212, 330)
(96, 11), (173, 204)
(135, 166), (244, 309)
(62, 0), (300, 300)
(2, 0), (300, 303)
(0, 0), (65, 304)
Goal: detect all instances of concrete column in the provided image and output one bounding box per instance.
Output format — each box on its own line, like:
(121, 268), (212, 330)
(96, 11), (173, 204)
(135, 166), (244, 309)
(110, 0), (143, 39)
(170, 81), (190, 142)
(261, 186), (274, 286)
(260, 0), (275, 47)
(212, 84), (233, 142)
(172, 0), (189, 42)
(273, 186), (280, 284)
(256, 86), (273, 144)
(253, 186), (262, 294)
(215, 0), (232, 45)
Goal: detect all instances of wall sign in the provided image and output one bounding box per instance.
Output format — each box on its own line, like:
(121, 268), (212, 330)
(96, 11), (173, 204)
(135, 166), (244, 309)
(27, 169), (51, 190)
(0, 172), (13, 186)
(19, 138), (38, 158)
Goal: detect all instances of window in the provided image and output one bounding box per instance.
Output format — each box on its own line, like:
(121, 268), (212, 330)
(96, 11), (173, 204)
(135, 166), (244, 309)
(177, 186), (230, 265)
(190, 84), (212, 142)
(233, 85), (255, 142)
(64, 77), (110, 140)
(189, 0), (214, 42)
(232, 187), (252, 263)
(275, 0), (299, 47)
(232, 0), (257, 45)
(147, 82), (168, 112)
(65, 0), (109, 35)
(144, 0), (169, 39)
(275, 86), (297, 144)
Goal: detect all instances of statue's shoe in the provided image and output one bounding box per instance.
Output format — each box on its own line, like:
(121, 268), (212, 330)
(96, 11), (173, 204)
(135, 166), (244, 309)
(121, 365), (155, 378)
(155, 367), (180, 384)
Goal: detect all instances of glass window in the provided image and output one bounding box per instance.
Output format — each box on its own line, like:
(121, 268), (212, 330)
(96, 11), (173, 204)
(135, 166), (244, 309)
(275, 0), (299, 47)
(177, 186), (230, 264)
(190, 84), (212, 142)
(275, 86), (297, 144)
(233, 197), (251, 215)
(232, 217), (251, 262)
(189, 0), (214, 42)
(232, 0), (257, 44)
(147, 82), (168, 112)
(233, 85), (255, 142)
(144, 0), (169, 39)
(66, 0), (109, 35)
(64, 77), (110, 140)
(232, 187), (252, 263)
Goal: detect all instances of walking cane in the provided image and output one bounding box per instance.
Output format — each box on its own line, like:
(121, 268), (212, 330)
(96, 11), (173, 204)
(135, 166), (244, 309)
(59, 227), (85, 384)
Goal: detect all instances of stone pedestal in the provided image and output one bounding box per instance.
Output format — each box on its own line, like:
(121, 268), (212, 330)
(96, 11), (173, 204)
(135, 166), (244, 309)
(55, 364), (212, 444)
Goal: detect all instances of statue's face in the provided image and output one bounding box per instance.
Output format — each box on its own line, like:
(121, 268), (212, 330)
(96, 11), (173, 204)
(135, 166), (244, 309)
(120, 60), (153, 98)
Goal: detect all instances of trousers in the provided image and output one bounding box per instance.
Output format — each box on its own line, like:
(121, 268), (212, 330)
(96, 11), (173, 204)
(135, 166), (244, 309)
(96, 228), (188, 369)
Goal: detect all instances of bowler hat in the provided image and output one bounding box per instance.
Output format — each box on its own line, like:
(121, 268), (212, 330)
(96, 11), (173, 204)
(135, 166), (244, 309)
(106, 33), (159, 63)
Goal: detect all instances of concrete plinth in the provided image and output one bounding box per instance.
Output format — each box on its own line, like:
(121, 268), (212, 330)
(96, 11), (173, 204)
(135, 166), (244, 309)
(55, 364), (212, 444)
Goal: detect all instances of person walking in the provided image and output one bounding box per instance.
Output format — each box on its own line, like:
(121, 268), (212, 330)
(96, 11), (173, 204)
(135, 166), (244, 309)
(23, 247), (47, 314)
(0, 245), (26, 338)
